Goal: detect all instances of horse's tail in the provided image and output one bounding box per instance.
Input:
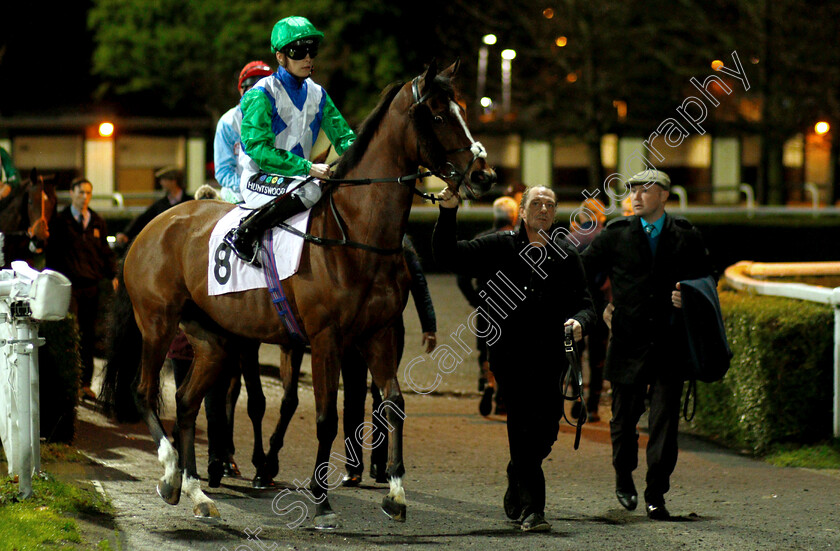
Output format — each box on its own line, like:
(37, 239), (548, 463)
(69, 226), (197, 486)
(99, 267), (145, 422)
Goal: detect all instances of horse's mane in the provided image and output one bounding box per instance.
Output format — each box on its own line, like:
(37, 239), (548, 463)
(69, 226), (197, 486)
(333, 82), (404, 179)
(0, 180), (29, 232)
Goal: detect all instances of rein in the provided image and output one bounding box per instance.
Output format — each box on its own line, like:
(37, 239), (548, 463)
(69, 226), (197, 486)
(560, 325), (587, 450)
(269, 74), (486, 254)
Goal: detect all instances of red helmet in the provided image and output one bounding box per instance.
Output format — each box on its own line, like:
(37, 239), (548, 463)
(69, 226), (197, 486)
(237, 61), (273, 96)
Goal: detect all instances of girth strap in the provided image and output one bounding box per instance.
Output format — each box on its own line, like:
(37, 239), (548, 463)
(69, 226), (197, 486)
(260, 230), (309, 345)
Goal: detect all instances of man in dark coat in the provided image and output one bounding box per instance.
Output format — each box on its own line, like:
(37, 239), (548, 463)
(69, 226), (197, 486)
(582, 169), (712, 520)
(115, 167), (193, 246)
(434, 185), (596, 532)
(45, 178), (117, 400)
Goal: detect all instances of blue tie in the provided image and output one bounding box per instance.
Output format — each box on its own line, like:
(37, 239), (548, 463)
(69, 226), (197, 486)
(645, 224), (657, 253)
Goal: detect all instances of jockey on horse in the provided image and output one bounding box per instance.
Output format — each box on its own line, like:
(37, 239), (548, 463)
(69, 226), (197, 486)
(224, 16), (356, 267)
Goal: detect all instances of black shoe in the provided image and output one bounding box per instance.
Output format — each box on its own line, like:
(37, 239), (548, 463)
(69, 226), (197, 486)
(370, 463), (388, 484)
(521, 512), (551, 532)
(223, 460), (241, 478)
(223, 228), (262, 268)
(616, 472), (637, 510)
(341, 473), (362, 487)
(646, 502), (670, 520)
(208, 460), (224, 488)
(504, 479), (522, 520)
(616, 490), (638, 511)
(479, 385), (494, 416)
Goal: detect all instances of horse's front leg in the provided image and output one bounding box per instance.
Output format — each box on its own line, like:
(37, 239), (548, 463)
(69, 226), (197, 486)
(238, 341), (267, 486)
(307, 329), (342, 529)
(362, 324), (407, 522)
(257, 345), (303, 488)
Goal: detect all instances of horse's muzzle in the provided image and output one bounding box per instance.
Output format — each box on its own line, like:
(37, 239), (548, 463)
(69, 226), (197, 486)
(470, 168), (497, 195)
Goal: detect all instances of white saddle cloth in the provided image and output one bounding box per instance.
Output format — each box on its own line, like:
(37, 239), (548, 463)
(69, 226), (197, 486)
(207, 207), (310, 296)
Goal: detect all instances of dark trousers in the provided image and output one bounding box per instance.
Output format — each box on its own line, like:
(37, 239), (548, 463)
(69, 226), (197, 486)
(70, 284), (100, 387)
(495, 363), (561, 516)
(610, 377), (683, 504)
(585, 319), (608, 411)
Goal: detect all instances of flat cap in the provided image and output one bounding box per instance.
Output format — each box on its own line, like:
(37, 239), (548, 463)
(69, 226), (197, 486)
(155, 166), (182, 181)
(627, 169), (670, 191)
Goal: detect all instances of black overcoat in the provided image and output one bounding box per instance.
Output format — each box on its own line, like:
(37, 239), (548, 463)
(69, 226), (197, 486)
(582, 213), (711, 384)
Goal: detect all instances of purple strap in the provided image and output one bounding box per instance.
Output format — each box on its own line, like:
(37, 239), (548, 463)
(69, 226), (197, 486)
(261, 230), (309, 345)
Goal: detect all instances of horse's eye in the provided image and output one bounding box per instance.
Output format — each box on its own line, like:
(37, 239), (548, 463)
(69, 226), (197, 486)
(433, 115), (444, 124)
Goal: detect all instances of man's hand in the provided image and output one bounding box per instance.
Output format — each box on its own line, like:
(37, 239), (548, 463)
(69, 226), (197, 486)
(309, 163), (332, 180)
(422, 332), (437, 353)
(564, 318), (583, 342)
(602, 303), (614, 329)
(672, 282), (682, 309)
(437, 187), (460, 209)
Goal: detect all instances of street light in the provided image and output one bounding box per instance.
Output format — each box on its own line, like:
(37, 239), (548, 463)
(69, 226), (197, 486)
(501, 49), (516, 116)
(98, 122), (114, 138)
(477, 34), (497, 113)
(815, 121), (830, 135)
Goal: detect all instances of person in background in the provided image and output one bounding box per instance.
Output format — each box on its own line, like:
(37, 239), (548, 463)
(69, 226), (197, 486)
(115, 167), (192, 246)
(582, 169), (712, 520)
(456, 196), (518, 416)
(215, 61), (273, 204)
(45, 178), (117, 400)
(569, 197), (609, 422)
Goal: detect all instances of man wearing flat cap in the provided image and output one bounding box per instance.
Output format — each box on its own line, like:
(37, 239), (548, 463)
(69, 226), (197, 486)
(582, 169), (712, 520)
(116, 167), (193, 246)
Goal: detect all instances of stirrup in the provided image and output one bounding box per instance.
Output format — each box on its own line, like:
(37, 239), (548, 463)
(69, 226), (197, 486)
(223, 229), (262, 268)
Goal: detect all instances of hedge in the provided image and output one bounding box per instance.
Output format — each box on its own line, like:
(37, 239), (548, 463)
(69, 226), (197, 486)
(37, 316), (82, 443)
(689, 291), (834, 453)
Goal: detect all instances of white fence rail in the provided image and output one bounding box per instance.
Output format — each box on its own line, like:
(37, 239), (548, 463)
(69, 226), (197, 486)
(724, 261), (840, 438)
(0, 260), (71, 498)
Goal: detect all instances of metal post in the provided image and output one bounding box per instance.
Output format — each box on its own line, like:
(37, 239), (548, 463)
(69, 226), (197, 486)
(834, 306), (840, 438)
(15, 319), (32, 498)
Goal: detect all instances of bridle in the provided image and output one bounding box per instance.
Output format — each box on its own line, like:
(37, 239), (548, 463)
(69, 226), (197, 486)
(269, 74), (489, 254)
(408, 76), (487, 199)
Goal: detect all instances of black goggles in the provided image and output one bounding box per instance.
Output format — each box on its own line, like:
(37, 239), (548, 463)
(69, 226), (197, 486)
(284, 44), (319, 60)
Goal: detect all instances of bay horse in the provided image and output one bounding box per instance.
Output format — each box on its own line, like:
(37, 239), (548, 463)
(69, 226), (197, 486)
(101, 60), (496, 528)
(0, 168), (55, 267)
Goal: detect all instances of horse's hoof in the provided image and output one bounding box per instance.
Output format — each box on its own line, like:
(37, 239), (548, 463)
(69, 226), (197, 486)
(382, 496), (407, 522)
(252, 475), (275, 489)
(193, 501), (221, 519)
(313, 512), (338, 530)
(156, 480), (181, 505)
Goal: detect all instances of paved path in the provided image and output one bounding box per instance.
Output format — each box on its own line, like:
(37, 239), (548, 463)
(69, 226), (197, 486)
(72, 275), (840, 550)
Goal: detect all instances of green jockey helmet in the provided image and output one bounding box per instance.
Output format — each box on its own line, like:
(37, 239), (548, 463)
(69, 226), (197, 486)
(271, 16), (324, 53)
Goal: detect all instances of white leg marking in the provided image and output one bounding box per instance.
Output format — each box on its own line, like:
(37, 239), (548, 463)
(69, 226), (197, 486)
(388, 476), (406, 505)
(183, 473), (219, 518)
(158, 439), (179, 487)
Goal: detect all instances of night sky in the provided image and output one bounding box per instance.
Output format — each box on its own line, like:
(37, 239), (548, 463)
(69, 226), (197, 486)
(0, 2), (96, 116)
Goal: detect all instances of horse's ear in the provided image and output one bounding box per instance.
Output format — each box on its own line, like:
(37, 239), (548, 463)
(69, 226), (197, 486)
(441, 59), (460, 78)
(422, 59), (438, 89)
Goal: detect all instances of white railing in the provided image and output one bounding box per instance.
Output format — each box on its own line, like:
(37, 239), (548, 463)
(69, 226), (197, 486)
(0, 260), (71, 498)
(724, 261), (840, 437)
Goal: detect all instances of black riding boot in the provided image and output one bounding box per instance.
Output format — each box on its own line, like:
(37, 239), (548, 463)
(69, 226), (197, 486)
(223, 194), (308, 268)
